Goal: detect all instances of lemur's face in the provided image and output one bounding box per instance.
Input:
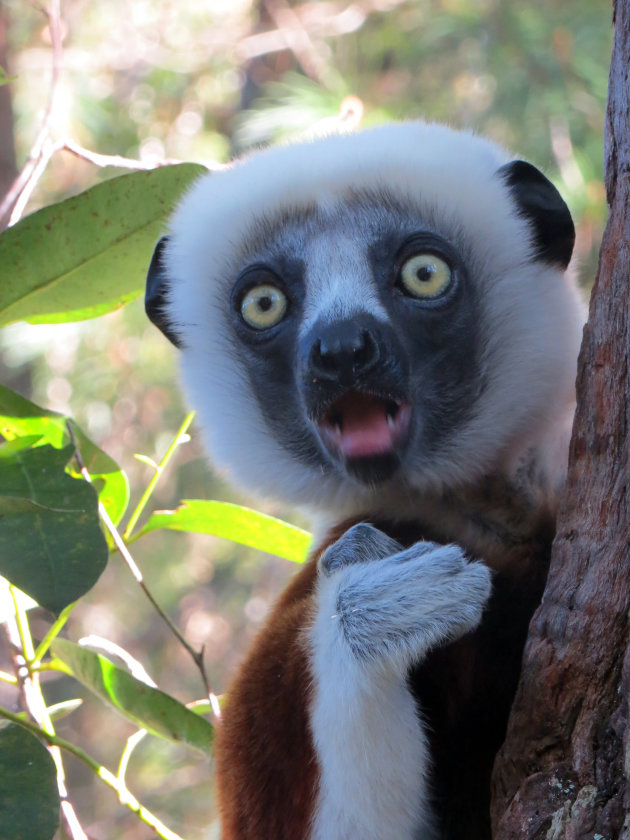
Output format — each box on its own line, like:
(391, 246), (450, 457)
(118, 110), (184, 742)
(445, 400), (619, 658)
(146, 123), (582, 512)
(225, 196), (481, 487)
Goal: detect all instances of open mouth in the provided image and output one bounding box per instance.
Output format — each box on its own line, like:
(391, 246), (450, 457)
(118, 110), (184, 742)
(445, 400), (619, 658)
(318, 390), (411, 460)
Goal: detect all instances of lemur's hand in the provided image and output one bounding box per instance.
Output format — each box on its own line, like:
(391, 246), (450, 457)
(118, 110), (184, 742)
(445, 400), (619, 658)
(317, 522), (492, 672)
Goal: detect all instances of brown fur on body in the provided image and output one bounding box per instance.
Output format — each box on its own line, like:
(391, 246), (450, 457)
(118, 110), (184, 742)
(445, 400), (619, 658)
(215, 474), (554, 840)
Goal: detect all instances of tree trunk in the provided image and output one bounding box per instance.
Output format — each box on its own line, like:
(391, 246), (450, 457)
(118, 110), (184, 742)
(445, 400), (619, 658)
(491, 0), (630, 836)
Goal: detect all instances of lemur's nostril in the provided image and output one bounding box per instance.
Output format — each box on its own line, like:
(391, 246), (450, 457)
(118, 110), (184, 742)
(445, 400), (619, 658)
(310, 326), (380, 383)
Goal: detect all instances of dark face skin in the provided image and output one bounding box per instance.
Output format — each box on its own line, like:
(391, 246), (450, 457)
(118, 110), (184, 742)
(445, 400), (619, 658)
(228, 194), (483, 488)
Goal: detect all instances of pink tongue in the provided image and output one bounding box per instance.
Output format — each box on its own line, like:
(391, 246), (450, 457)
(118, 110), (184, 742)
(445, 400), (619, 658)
(330, 394), (394, 458)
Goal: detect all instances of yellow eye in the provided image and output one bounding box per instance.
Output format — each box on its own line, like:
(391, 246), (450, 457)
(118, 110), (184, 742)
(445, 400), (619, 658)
(399, 254), (452, 299)
(240, 284), (287, 329)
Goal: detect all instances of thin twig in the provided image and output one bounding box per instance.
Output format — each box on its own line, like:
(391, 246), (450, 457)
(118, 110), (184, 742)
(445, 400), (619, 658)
(239, 0), (409, 62)
(3, 133), (222, 227)
(263, 0), (343, 89)
(0, 0), (221, 229)
(61, 138), (190, 171)
(65, 421), (221, 721)
(33, 601), (75, 664)
(8, 136), (58, 226)
(0, 669), (18, 684)
(123, 412), (195, 540)
(0, 0), (64, 227)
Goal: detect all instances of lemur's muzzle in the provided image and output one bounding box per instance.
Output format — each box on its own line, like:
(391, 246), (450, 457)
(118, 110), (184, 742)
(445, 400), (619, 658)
(299, 314), (412, 479)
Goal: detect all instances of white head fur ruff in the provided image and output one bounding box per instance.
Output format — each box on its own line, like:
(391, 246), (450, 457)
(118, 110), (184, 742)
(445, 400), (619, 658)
(162, 122), (586, 519)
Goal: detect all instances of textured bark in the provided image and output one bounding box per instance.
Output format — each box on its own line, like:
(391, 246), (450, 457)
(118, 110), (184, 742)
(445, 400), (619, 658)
(491, 1), (630, 837)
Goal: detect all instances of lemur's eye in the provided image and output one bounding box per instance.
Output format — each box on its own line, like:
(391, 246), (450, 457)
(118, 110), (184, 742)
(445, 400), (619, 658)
(399, 254), (452, 299)
(240, 285), (287, 329)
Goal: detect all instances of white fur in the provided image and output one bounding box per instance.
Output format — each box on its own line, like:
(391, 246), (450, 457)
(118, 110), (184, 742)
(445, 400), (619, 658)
(299, 230), (390, 334)
(310, 602), (433, 840)
(309, 525), (492, 839)
(162, 121), (585, 516)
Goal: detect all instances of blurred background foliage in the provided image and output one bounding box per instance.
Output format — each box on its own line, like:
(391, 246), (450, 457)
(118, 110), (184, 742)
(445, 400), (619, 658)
(0, 0), (612, 837)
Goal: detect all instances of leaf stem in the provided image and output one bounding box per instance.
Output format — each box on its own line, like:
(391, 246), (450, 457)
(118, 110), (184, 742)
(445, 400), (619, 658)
(9, 585), (35, 662)
(0, 706), (186, 840)
(34, 602), (76, 664)
(0, 670), (17, 684)
(32, 659), (71, 674)
(123, 412), (195, 541)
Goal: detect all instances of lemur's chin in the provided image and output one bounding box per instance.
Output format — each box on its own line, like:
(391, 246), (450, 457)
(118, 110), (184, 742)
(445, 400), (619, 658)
(317, 390), (411, 483)
(344, 451), (403, 485)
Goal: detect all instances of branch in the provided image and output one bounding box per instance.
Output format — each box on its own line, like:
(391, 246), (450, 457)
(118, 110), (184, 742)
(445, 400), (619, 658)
(0, 0), (64, 228)
(0, 1), (222, 228)
(61, 138), (200, 171)
(66, 421), (221, 722)
(263, 0), (343, 89)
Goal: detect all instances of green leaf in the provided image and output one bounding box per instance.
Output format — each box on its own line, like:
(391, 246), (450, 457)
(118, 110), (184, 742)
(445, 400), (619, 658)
(52, 638), (214, 754)
(46, 698), (83, 721)
(0, 723), (59, 840)
(140, 500), (311, 563)
(0, 385), (66, 447)
(0, 435), (46, 455)
(0, 444), (108, 614)
(0, 384), (129, 524)
(133, 453), (159, 470)
(0, 163), (206, 326)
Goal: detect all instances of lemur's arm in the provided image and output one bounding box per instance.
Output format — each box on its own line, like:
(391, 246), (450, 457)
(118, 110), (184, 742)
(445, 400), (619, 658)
(215, 524), (491, 840)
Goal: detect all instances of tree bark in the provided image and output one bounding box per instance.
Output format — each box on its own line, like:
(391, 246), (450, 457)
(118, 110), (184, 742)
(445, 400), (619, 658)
(491, 1), (630, 836)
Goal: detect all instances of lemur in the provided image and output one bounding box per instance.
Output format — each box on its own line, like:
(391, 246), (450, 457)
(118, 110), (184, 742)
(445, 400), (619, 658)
(145, 122), (586, 840)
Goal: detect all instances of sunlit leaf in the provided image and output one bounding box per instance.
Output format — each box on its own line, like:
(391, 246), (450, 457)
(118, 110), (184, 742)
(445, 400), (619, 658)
(0, 163), (206, 326)
(0, 385), (129, 524)
(0, 723), (59, 840)
(139, 500), (311, 563)
(0, 444), (108, 614)
(0, 435), (46, 455)
(188, 697), (223, 716)
(52, 639), (214, 754)
(46, 699), (83, 721)
(79, 634), (156, 685)
(133, 453), (159, 470)
(0, 385), (67, 447)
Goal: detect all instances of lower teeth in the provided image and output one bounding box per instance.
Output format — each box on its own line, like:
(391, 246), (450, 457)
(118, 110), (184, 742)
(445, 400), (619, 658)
(385, 402), (399, 424)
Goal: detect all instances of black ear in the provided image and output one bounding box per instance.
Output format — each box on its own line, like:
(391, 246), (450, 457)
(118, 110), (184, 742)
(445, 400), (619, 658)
(497, 160), (575, 270)
(145, 236), (182, 348)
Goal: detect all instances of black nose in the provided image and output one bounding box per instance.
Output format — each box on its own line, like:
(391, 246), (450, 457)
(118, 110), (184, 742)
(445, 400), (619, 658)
(308, 320), (380, 384)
